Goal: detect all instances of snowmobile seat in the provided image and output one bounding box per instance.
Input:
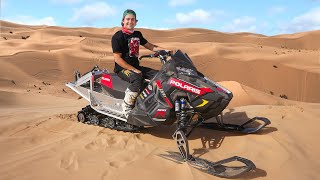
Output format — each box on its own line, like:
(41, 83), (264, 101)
(100, 73), (148, 99)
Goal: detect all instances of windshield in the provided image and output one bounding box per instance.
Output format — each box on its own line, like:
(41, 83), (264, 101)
(166, 50), (197, 75)
(171, 50), (195, 67)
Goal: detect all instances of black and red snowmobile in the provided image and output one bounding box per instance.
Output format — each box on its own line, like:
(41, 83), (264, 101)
(66, 50), (270, 178)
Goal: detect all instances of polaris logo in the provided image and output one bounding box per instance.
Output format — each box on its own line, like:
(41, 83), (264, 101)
(169, 79), (201, 95)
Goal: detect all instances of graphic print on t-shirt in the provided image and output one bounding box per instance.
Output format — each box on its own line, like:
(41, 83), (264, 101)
(128, 37), (140, 57)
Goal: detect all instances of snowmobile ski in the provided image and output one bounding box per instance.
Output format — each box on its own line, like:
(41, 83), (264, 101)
(159, 151), (255, 178)
(200, 114), (271, 134)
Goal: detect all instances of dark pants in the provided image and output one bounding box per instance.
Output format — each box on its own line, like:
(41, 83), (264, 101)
(117, 66), (158, 92)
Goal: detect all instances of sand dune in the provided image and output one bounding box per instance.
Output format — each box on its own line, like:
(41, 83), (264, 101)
(0, 20), (320, 179)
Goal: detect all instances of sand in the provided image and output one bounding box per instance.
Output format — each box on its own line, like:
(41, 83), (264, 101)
(0, 20), (319, 180)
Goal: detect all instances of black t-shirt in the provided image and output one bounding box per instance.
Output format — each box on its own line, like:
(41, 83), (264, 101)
(112, 30), (148, 73)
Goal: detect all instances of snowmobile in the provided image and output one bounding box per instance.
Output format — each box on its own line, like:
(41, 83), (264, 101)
(66, 50), (270, 178)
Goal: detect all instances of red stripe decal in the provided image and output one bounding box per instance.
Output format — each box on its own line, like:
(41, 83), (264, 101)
(169, 77), (213, 95)
(156, 80), (162, 88)
(164, 98), (173, 108)
(155, 80), (173, 108)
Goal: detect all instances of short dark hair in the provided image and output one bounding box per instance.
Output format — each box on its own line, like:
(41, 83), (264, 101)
(123, 9), (136, 19)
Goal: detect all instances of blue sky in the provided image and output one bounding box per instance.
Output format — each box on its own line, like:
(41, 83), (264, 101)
(1, 0), (320, 35)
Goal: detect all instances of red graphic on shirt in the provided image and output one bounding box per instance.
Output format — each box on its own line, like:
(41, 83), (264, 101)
(128, 37), (140, 57)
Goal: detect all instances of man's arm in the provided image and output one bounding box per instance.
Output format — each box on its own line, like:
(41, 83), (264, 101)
(143, 42), (166, 52)
(113, 53), (141, 73)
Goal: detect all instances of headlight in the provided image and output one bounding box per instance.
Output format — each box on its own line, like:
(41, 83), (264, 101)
(176, 66), (198, 76)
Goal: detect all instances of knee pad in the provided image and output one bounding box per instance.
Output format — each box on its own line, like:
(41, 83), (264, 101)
(129, 73), (143, 92)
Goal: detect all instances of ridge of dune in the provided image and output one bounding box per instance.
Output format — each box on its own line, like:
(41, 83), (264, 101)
(138, 28), (320, 50)
(2, 20), (320, 50)
(0, 20), (45, 28)
(219, 81), (283, 108)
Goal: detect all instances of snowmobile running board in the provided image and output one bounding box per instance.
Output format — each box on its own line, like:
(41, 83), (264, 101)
(200, 115), (271, 134)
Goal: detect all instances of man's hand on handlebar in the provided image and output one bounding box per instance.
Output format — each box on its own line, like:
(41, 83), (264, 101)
(156, 49), (175, 56)
(139, 50), (174, 60)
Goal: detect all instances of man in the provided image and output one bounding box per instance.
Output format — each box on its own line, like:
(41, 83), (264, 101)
(111, 9), (169, 118)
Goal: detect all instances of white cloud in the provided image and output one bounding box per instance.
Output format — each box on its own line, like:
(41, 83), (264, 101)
(168, 0), (195, 7)
(174, 9), (212, 25)
(4, 16), (56, 26)
(139, 26), (170, 30)
(280, 7), (320, 33)
(1, 0), (7, 8)
(222, 16), (257, 33)
(70, 2), (117, 25)
(268, 6), (286, 16)
(50, 0), (83, 5)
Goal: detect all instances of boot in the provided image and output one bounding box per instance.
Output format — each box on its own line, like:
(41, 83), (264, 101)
(122, 88), (138, 118)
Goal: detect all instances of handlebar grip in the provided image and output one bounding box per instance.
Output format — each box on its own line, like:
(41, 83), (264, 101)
(139, 55), (153, 60)
(91, 65), (100, 71)
(139, 50), (172, 60)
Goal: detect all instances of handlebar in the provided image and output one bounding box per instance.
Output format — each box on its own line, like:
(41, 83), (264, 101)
(139, 54), (154, 60)
(139, 50), (173, 61)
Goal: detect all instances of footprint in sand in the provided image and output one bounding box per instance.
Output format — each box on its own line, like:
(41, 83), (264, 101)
(85, 136), (129, 151)
(59, 152), (79, 171)
(100, 158), (132, 179)
(85, 137), (109, 151)
(108, 161), (121, 168)
(100, 153), (138, 179)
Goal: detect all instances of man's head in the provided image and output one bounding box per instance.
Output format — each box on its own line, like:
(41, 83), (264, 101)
(121, 9), (138, 30)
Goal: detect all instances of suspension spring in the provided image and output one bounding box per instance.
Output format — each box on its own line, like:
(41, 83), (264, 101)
(176, 98), (188, 130)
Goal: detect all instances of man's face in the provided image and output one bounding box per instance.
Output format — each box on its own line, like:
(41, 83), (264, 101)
(122, 14), (137, 30)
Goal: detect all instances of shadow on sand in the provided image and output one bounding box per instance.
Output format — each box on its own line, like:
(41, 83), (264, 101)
(142, 110), (277, 142)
